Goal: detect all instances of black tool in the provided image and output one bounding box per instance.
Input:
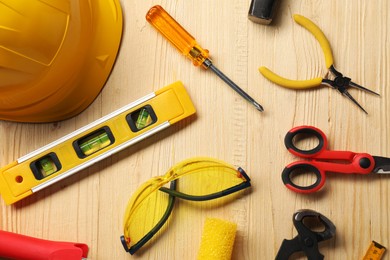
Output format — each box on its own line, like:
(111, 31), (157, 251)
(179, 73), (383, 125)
(275, 209), (336, 260)
(248, 0), (279, 24)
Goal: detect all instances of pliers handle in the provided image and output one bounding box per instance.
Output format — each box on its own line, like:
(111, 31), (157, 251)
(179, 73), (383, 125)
(259, 14), (333, 89)
(294, 14), (334, 69)
(259, 67), (323, 89)
(259, 14), (380, 114)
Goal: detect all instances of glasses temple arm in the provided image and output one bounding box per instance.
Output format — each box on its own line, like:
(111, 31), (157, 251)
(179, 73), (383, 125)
(159, 180), (251, 201)
(159, 167), (251, 201)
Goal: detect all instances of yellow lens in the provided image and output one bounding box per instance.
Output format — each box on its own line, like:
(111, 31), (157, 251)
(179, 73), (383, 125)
(122, 157), (248, 253)
(123, 182), (172, 249)
(174, 163), (244, 196)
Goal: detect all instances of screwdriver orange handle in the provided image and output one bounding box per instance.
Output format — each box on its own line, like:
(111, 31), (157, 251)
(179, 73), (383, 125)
(146, 5), (210, 67)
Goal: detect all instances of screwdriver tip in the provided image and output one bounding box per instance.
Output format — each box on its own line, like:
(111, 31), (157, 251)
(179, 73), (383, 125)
(253, 101), (264, 112)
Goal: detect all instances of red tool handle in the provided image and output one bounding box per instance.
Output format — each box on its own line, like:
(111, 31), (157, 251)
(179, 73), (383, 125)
(284, 125), (373, 162)
(283, 126), (376, 193)
(0, 230), (88, 260)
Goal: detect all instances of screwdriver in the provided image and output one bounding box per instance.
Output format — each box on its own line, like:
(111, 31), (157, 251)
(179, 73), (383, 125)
(146, 5), (264, 112)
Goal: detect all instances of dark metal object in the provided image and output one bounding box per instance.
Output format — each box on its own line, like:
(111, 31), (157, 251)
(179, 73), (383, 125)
(373, 156), (390, 174)
(322, 65), (380, 114)
(248, 0), (279, 25)
(275, 209), (336, 260)
(203, 59), (264, 112)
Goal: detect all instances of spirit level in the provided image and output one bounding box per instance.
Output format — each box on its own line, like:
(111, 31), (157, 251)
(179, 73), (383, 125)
(363, 241), (386, 260)
(0, 81), (196, 205)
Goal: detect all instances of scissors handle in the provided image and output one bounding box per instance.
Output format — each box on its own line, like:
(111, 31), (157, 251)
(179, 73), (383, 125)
(283, 126), (376, 193)
(282, 162), (326, 193)
(284, 125), (328, 158)
(285, 125), (362, 161)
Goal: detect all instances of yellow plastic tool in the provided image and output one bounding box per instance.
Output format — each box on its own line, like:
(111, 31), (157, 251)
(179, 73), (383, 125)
(146, 5), (264, 112)
(259, 14), (379, 114)
(0, 81), (196, 205)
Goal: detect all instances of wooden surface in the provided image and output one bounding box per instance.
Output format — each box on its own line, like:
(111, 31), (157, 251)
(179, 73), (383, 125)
(1, 0), (390, 259)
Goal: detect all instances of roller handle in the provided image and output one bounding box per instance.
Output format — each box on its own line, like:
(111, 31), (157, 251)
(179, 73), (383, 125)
(0, 230), (88, 260)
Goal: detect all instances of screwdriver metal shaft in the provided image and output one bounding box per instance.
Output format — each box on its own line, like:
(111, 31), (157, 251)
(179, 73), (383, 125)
(146, 5), (264, 112)
(203, 59), (264, 111)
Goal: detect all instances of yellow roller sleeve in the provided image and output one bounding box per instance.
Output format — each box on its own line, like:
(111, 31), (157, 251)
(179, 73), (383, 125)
(197, 218), (237, 260)
(259, 67), (323, 89)
(293, 14), (334, 69)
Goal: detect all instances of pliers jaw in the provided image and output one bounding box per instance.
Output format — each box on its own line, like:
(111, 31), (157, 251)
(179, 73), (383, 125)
(322, 65), (380, 114)
(275, 209), (336, 260)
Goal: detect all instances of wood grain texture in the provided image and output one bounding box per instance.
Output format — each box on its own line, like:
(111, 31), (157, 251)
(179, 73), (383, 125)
(1, 0), (389, 259)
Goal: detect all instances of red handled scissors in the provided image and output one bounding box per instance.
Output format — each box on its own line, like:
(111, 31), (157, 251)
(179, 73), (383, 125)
(282, 125), (390, 193)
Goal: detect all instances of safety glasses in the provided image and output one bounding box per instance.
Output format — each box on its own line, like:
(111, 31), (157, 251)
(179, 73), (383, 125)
(120, 157), (251, 254)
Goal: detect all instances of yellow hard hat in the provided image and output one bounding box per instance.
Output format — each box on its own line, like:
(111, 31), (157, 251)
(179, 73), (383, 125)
(0, 0), (123, 122)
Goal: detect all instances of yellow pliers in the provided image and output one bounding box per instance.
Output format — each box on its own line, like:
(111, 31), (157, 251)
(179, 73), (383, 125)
(259, 14), (380, 114)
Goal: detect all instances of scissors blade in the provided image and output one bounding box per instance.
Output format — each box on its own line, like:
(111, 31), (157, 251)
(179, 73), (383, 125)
(373, 156), (390, 174)
(349, 81), (380, 96)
